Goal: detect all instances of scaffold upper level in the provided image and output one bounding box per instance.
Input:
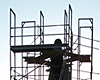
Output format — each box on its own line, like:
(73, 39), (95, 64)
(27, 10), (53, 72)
(10, 4), (93, 80)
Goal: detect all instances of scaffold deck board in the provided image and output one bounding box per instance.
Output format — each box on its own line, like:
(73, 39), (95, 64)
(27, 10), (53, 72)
(11, 43), (68, 52)
(11, 43), (90, 65)
(23, 52), (90, 65)
(67, 55), (90, 62)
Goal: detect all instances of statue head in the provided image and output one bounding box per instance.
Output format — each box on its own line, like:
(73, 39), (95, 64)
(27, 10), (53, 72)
(54, 39), (62, 45)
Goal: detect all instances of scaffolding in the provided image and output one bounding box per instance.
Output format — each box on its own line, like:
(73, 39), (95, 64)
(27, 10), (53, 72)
(10, 4), (93, 80)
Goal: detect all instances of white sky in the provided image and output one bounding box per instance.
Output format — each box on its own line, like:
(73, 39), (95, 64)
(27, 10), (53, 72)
(0, 0), (100, 80)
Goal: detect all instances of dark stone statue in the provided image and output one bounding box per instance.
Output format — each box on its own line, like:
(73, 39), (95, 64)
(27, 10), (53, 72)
(48, 39), (63, 80)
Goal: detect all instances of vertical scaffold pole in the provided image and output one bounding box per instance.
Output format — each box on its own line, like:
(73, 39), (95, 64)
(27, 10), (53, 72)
(21, 22), (24, 80)
(10, 8), (11, 80)
(91, 19), (93, 80)
(10, 8), (16, 80)
(40, 11), (44, 80)
(78, 19), (80, 80)
(78, 18), (93, 80)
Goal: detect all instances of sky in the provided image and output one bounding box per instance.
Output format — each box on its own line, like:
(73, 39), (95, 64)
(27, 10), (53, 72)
(0, 0), (100, 80)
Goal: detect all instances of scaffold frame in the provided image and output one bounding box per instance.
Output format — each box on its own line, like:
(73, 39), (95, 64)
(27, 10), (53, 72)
(10, 4), (93, 80)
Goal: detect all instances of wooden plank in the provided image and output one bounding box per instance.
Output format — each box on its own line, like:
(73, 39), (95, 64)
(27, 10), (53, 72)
(11, 44), (68, 52)
(66, 55), (90, 62)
